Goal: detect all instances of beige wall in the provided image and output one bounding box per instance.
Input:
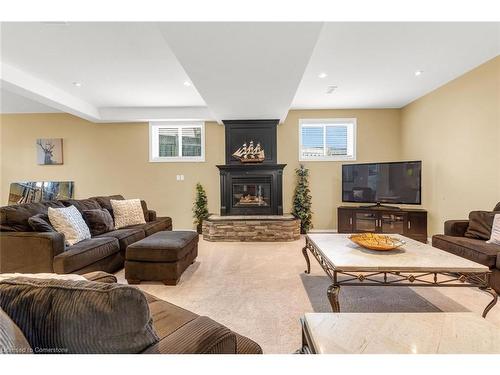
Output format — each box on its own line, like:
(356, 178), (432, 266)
(0, 114), (224, 229)
(279, 109), (401, 229)
(0, 109), (401, 230)
(401, 56), (500, 235)
(1, 57), (497, 233)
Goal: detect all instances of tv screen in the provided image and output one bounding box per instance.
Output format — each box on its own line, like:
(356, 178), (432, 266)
(342, 161), (422, 205)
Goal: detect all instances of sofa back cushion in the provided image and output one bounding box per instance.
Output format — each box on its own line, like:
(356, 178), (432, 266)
(89, 195), (125, 218)
(28, 213), (55, 232)
(140, 200), (149, 221)
(82, 208), (114, 236)
(60, 198), (102, 213)
(0, 277), (159, 354)
(465, 211), (497, 240)
(0, 201), (65, 232)
(0, 307), (32, 354)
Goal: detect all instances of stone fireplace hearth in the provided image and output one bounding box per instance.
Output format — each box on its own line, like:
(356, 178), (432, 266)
(203, 119), (299, 242)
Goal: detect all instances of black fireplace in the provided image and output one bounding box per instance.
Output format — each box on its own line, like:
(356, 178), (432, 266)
(217, 120), (286, 216)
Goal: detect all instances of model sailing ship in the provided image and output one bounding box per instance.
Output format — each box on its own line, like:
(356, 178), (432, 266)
(232, 141), (265, 163)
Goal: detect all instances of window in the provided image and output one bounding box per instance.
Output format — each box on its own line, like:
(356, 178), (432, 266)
(299, 118), (356, 161)
(149, 122), (205, 162)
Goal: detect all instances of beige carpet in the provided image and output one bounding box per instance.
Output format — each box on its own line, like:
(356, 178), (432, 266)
(115, 236), (500, 354)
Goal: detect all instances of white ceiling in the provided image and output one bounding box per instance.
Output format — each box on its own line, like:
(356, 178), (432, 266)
(1, 22), (499, 122)
(1, 22), (205, 107)
(0, 89), (59, 113)
(159, 22), (323, 121)
(292, 22), (500, 109)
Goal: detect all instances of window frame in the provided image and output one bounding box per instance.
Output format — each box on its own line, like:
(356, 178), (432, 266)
(298, 118), (357, 162)
(149, 121), (205, 163)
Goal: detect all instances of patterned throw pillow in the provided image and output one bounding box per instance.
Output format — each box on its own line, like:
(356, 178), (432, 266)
(111, 199), (146, 229)
(48, 205), (91, 246)
(487, 214), (500, 245)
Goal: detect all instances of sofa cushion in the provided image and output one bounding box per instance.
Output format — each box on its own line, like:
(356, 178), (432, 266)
(0, 201), (65, 232)
(432, 234), (500, 267)
(0, 307), (32, 354)
(82, 208), (114, 236)
(145, 293), (198, 338)
(89, 195), (124, 218)
(126, 231), (198, 262)
(127, 217), (172, 236)
(465, 211), (497, 240)
(48, 206), (91, 246)
(60, 198), (101, 213)
(28, 213), (55, 232)
(140, 200), (149, 221)
(141, 293), (262, 354)
(95, 228), (145, 252)
(53, 237), (120, 274)
(0, 278), (159, 354)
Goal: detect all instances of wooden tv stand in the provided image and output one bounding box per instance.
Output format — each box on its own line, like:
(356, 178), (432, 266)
(337, 206), (428, 243)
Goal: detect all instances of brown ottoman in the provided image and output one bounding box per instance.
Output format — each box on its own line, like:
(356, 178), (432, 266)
(125, 231), (199, 285)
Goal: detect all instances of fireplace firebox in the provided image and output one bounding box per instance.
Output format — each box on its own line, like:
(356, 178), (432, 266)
(217, 120), (285, 216)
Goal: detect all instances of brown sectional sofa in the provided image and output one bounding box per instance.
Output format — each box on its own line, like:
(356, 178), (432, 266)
(0, 272), (262, 354)
(432, 202), (500, 293)
(0, 195), (172, 274)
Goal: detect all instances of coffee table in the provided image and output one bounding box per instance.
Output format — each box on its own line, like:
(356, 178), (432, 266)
(302, 234), (497, 317)
(301, 312), (500, 354)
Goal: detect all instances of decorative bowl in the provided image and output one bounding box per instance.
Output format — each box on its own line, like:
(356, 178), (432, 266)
(349, 233), (405, 251)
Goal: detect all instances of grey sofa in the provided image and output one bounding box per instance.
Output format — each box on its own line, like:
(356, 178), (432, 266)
(0, 195), (172, 274)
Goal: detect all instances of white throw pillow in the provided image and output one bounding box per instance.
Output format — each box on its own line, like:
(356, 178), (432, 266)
(48, 205), (91, 246)
(111, 199), (146, 229)
(487, 214), (500, 245)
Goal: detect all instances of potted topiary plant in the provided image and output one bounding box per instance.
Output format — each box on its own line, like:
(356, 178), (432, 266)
(292, 164), (313, 234)
(193, 182), (209, 234)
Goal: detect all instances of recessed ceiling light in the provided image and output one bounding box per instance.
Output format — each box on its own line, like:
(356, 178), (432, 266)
(318, 72), (328, 79)
(72, 82), (82, 87)
(414, 70), (423, 77)
(183, 81), (191, 87)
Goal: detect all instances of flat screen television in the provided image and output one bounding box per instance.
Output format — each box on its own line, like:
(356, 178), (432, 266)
(342, 161), (422, 205)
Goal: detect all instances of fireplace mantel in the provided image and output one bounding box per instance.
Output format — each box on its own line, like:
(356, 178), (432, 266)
(216, 164), (287, 171)
(218, 119), (285, 216)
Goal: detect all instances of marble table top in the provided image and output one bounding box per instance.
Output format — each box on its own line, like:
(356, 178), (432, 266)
(307, 234), (488, 272)
(304, 312), (500, 354)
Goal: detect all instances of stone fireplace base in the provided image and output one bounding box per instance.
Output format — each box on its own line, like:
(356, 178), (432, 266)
(202, 214), (301, 242)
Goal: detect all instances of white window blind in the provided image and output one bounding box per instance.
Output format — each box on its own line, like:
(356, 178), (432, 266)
(149, 122), (205, 162)
(299, 118), (356, 161)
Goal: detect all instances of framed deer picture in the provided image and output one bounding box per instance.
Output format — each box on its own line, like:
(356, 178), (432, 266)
(36, 138), (63, 165)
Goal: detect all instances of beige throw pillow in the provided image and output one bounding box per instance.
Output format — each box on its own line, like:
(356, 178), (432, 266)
(48, 205), (91, 246)
(487, 214), (500, 245)
(111, 199), (146, 229)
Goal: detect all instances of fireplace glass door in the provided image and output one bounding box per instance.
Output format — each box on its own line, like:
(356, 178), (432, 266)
(232, 182), (271, 209)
